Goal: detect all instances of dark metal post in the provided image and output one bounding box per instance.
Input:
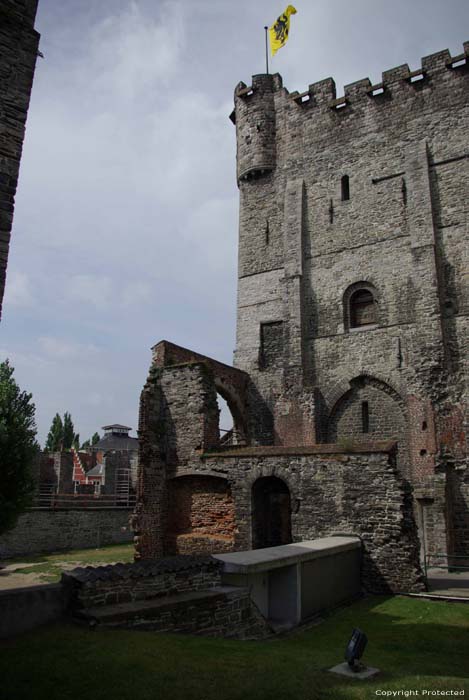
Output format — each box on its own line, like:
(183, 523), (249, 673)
(264, 26), (269, 74)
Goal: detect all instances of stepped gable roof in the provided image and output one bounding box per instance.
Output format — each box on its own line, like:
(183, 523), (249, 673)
(63, 555), (221, 584)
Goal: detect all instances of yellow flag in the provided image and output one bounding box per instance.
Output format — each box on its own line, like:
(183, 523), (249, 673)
(269, 5), (297, 57)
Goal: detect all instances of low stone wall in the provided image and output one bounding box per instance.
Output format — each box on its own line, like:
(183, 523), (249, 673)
(105, 587), (271, 640)
(63, 555), (271, 639)
(0, 584), (69, 639)
(64, 556), (221, 609)
(0, 508), (133, 559)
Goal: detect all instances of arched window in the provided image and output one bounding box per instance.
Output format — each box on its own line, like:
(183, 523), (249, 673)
(343, 282), (379, 331)
(350, 289), (377, 328)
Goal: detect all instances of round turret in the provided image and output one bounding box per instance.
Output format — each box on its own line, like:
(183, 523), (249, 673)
(233, 74), (278, 183)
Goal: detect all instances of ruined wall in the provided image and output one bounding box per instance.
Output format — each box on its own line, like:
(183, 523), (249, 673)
(135, 362), (424, 597)
(134, 361), (221, 559)
(165, 475), (236, 555)
(0, 0), (40, 318)
(198, 445), (424, 593)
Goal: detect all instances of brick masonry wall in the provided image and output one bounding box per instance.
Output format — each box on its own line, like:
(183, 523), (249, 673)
(0, 1), (40, 318)
(0, 508), (133, 558)
(165, 475), (236, 555)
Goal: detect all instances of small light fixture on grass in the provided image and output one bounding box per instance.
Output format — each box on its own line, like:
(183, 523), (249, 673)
(345, 627), (368, 672)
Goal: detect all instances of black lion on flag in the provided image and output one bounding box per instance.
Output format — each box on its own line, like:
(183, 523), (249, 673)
(274, 13), (289, 42)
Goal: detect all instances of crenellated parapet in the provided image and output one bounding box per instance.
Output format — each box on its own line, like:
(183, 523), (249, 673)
(231, 42), (468, 181)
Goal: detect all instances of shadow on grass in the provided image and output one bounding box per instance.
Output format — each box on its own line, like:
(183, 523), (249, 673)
(0, 595), (468, 700)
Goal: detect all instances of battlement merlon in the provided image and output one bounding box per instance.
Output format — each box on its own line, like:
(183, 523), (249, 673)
(231, 42), (468, 183)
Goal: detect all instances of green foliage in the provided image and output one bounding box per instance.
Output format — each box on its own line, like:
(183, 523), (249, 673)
(45, 413), (80, 451)
(80, 432), (100, 450)
(0, 360), (39, 534)
(44, 413), (63, 452)
(62, 412), (75, 450)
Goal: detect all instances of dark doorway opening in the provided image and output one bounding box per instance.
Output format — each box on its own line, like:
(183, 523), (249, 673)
(252, 476), (292, 549)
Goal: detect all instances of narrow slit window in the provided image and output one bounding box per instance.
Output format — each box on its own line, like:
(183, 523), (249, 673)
(361, 401), (369, 433)
(341, 175), (350, 201)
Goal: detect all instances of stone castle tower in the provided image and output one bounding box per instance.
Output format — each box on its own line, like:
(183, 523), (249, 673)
(0, 0), (40, 320)
(134, 43), (468, 593)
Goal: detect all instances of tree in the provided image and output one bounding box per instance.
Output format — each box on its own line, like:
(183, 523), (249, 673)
(91, 432), (100, 445)
(0, 360), (39, 534)
(44, 413), (63, 452)
(62, 412), (75, 449)
(81, 438), (91, 449)
(72, 433), (80, 449)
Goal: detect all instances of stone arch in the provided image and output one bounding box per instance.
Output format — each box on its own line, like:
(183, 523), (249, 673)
(165, 474), (236, 556)
(327, 374), (409, 471)
(323, 371), (404, 417)
(214, 377), (247, 445)
(252, 476), (292, 549)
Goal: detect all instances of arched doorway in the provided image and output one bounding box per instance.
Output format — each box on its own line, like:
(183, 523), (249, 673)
(252, 476), (292, 549)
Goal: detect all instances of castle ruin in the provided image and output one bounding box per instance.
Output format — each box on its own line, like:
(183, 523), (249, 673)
(133, 43), (469, 594)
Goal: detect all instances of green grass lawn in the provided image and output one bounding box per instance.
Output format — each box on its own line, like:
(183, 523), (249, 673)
(1, 595), (468, 700)
(3, 543), (134, 582)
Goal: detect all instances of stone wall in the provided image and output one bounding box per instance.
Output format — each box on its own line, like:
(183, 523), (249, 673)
(135, 361), (424, 594)
(64, 556), (221, 609)
(200, 446), (424, 594)
(0, 0), (40, 318)
(64, 555), (271, 639)
(0, 508), (133, 558)
(230, 44), (469, 562)
(0, 583), (68, 640)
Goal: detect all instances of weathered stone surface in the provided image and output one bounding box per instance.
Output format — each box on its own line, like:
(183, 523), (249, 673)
(0, 508), (133, 558)
(134, 43), (469, 596)
(0, 1), (40, 319)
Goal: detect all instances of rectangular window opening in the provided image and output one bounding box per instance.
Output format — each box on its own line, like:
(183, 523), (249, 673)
(361, 401), (369, 433)
(450, 58), (467, 69)
(259, 321), (284, 370)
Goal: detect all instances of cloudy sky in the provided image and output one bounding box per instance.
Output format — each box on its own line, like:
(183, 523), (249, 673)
(1, 0), (468, 445)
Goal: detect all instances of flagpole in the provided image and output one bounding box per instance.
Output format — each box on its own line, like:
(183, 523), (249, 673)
(264, 26), (269, 74)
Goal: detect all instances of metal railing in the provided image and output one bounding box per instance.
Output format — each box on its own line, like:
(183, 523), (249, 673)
(424, 552), (469, 579)
(33, 491), (136, 510)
